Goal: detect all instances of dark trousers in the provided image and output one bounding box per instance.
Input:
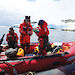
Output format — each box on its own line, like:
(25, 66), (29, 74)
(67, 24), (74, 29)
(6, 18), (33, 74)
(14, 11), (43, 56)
(38, 36), (49, 55)
(8, 41), (17, 49)
(21, 43), (30, 54)
(21, 43), (30, 49)
(43, 36), (49, 49)
(39, 36), (49, 49)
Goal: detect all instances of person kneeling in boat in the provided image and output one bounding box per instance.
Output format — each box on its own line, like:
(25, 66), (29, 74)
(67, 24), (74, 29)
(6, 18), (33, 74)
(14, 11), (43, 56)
(6, 27), (18, 49)
(19, 16), (33, 54)
(33, 20), (49, 55)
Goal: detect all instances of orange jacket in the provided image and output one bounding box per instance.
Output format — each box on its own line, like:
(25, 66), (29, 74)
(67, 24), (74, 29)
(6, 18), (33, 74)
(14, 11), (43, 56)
(6, 32), (18, 43)
(35, 21), (49, 48)
(36, 21), (49, 38)
(19, 22), (33, 44)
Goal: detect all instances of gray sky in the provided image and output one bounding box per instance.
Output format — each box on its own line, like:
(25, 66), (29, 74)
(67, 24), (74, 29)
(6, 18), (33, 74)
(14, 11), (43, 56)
(0, 0), (75, 26)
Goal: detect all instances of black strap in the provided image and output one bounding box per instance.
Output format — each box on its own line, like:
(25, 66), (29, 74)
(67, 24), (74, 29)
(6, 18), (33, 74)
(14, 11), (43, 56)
(0, 34), (5, 45)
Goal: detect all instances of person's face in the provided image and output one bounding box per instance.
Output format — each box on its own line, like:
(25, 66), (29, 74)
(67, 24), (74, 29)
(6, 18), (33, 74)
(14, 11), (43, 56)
(9, 30), (14, 34)
(38, 25), (42, 28)
(25, 19), (30, 25)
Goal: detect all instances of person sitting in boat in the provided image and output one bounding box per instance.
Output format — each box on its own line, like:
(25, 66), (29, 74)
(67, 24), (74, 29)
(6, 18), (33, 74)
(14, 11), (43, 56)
(19, 16), (33, 54)
(6, 27), (18, 49)
(33, 20), (49, 55)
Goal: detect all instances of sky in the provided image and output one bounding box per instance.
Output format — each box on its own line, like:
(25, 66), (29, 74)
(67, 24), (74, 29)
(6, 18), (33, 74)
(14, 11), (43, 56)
(0, 0), (75, 26)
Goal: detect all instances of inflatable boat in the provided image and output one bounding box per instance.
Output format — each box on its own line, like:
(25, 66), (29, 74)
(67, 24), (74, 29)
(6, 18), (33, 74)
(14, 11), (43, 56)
(0, 41), (75, 75)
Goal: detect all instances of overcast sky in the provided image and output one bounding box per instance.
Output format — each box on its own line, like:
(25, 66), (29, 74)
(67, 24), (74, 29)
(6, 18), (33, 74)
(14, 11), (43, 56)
(0, 0), (75, 26)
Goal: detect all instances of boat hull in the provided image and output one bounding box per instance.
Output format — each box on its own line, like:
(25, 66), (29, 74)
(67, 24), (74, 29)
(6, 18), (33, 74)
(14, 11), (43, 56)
(0, 41), (75, 75)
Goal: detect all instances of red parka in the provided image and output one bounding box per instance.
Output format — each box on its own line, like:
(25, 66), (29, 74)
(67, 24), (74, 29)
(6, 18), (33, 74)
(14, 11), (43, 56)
(36, 21), (49, 39)
(6, 32), (18, 43)
(35, 20), (49, 55)
(19, 22), (33, 44)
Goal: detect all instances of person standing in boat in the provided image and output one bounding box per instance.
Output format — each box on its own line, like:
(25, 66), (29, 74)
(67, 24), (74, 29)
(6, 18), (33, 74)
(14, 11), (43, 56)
(19, 16), (33, 54)
(6, 27), (18, 49)
(33, 20), (49, 55)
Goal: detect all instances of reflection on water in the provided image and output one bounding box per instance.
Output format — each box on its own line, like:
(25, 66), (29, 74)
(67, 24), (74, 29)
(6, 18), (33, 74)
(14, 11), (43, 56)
(36, 63), (75, 75)
(58, 63), (75, 75)
(36, 69), (65, 75)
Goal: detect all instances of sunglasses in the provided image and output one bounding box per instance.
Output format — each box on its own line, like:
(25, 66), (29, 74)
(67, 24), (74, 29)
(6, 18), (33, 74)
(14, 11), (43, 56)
(25, 19), (30, 22)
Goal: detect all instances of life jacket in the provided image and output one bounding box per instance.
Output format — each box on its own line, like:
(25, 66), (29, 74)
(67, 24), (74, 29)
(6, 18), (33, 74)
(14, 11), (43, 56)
(6, 32), (18, 43)
(19, 22), (33, 44)
(36, 21), (49, 38)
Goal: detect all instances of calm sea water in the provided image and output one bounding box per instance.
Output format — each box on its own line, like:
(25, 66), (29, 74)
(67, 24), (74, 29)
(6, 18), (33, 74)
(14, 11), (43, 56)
(0, 26), (75, 75)
(36, 63), (75, 75)
(1, 26), (75, 44)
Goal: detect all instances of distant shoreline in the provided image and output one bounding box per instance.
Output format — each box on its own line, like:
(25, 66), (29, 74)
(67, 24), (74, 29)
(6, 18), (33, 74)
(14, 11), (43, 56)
(62, 29), (75, 31)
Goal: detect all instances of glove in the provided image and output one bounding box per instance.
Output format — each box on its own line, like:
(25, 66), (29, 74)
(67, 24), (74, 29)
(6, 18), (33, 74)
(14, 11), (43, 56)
(14, 35), (16, 40)
(33, 28), (39, 33)
(27, 31), (32, 36)
(23, 27), (27, 31)
(29, 27), (31, 31)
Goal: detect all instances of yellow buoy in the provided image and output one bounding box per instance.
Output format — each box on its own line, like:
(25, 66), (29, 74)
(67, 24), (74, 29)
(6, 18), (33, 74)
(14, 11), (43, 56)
(51, 44), (55, 48)
(17, 48), (24, 57)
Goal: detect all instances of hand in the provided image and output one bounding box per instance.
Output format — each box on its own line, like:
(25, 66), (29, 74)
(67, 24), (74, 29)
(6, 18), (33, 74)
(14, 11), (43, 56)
(14, 35), (16, 40)
(29, 27), (31, 31)
(23, 27), (27, 31)
(27, 31), (32, 36)
(7, 40), (9, 42)
(33, 28), (39, 32)
(21, 33), (25, 36)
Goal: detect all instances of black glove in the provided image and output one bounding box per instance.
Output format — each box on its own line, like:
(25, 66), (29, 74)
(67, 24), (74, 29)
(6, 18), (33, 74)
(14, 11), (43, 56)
(14, 35), (16, 40)
(29, 27), (31, 31)
(23, 27), (27, 31)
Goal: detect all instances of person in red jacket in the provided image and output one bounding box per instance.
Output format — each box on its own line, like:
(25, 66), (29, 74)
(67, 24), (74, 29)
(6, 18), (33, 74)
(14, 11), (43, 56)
(6, 27), (18, 49)
(19, 16), (33, 54)
(34, 20), (49, 55)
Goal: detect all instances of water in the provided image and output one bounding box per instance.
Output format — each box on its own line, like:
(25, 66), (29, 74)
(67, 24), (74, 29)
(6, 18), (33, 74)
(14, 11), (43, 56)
(36, 63), (75, 75)
(1, 26), (75, 44)
(0, 26), (75, 75)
